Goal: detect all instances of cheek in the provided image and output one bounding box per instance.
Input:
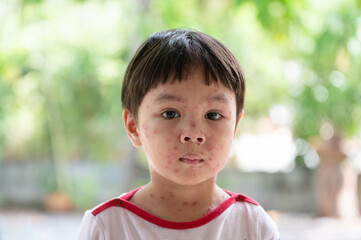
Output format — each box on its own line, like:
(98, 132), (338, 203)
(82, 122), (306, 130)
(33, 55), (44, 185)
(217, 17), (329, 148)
(207, 132), (234, 154)
(141, 124), (151, 138)
(141, 124), (163, 141)
(218, 137), (233, 153)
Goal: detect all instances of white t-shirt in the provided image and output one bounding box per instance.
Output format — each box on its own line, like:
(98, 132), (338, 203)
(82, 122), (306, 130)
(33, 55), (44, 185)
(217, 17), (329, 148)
(78, 187), (280, 240)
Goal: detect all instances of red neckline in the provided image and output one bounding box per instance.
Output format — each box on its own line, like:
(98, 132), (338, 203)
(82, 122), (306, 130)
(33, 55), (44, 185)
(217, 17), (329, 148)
(92, 187), (258, 230)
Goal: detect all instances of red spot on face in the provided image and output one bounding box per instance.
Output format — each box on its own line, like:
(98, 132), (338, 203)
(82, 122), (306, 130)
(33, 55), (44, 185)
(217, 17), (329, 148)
(173, 146), (178, 150)
(170, 192), (175, 198)
(167, 154), (176, 160)
(174, 169), (180, 173)
(191, 122), (196, 128)
(150, 194), (154, 199)
(167, 161), (171, 165)
(153, 130), (158, 134)
(143, 127), (150, 137)
(161, 196), (165, 200)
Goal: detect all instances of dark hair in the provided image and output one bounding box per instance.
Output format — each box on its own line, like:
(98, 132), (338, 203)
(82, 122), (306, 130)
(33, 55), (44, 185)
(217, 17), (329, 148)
(121, 29), (245, 120)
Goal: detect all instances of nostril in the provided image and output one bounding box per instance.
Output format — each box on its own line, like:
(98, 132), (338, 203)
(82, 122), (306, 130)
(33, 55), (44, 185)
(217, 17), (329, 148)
(181, 135), (205, 144)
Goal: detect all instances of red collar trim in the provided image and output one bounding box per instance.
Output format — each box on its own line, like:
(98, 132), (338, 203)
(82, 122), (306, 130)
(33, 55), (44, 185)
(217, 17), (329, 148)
(92, 187), (258, 230)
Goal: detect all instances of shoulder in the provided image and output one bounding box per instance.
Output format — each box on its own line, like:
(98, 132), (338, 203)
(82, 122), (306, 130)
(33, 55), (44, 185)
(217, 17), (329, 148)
(91, 187), (140, 216)
(223, 189), (259, 206)
(224, 190), (280, 239)
(77, 189), (140, 240)
(91, 198), (123, 216)
(225, 190), (262, 219)
(77, 210), (105, 240)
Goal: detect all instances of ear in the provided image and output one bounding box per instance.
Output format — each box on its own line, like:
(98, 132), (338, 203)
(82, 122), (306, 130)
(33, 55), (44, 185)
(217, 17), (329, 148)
(234, 110), (244, 136)
(123, 109), (142, 147)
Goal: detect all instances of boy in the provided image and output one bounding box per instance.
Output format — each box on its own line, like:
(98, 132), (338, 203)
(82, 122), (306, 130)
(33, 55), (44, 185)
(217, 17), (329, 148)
(78, 29), (279, 239)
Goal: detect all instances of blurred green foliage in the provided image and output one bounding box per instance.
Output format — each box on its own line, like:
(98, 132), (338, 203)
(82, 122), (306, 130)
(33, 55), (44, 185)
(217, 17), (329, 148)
(0, 0), (360, 167)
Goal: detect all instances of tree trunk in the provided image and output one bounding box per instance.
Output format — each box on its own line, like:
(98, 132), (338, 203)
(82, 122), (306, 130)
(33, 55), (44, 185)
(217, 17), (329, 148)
(315, 135), (359, 218)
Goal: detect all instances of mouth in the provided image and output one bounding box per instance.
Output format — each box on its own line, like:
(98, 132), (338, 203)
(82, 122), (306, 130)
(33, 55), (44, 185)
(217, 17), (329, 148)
(179, 154), (204, 165)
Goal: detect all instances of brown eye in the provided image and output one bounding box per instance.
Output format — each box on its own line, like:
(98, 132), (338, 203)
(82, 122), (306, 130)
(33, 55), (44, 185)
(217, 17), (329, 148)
(206, 112), (221, 120)
(162, 110), (179, 119)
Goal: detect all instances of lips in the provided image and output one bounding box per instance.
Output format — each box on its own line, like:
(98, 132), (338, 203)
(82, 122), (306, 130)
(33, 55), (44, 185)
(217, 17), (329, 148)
(179, 154), (204, 165)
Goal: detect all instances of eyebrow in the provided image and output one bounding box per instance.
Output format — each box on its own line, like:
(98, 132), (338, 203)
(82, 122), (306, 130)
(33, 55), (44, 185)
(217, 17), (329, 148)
(153, 93), (230, 104)
(207, 94), (230, 104)
(154, 93), (184, 103)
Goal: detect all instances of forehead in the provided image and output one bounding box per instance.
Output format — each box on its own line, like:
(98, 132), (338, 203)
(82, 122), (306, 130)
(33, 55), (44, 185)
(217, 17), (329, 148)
(145, 70), (235, 104)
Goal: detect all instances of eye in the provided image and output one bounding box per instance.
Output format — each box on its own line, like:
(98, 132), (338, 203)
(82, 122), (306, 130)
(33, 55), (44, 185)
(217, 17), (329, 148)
(206, 112), (222, 120)
(162, 110), (180, 119)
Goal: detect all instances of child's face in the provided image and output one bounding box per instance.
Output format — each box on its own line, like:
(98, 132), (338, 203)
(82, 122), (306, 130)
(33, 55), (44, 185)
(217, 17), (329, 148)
(124, 70), (242, 186)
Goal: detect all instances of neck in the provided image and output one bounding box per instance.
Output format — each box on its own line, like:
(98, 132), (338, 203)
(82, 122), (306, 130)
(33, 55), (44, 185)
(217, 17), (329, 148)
(147, 175), (220, 204)
(130, 174), (230, 222)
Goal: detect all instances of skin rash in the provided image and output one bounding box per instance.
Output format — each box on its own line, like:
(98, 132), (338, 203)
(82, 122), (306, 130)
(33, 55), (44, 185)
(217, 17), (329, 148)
(123, 70), (243, 222)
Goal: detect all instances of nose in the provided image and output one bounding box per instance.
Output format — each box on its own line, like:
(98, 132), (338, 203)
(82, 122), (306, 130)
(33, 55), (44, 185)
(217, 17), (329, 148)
(180, 125), (206, 144)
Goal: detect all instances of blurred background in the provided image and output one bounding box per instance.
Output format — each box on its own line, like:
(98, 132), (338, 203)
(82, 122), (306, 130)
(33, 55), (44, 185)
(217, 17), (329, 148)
(0, 0), (361, 239)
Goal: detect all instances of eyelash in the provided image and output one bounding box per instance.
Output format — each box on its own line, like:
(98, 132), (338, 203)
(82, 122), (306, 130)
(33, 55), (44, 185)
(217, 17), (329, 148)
(205, 112), (222, 120)
(161, 110), (222, 121)
(162, 110), (180, 119)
